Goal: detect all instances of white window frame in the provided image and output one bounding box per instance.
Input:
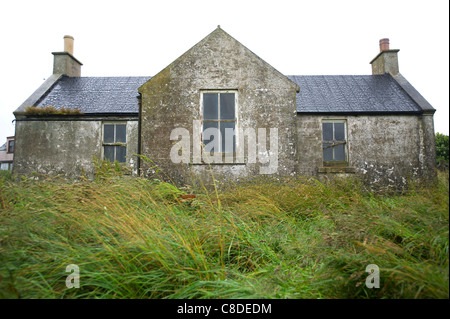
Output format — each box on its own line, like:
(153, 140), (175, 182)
(200, 90), (239, 160)
(102, 122), (127, 163)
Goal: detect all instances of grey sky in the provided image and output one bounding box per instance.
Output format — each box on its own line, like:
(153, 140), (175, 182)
(0, 0), (448, 142)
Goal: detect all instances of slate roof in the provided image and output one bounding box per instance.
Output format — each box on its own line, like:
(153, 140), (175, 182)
(287, 74), (422, 114)
(35, 76), (150, 114)
(33, 74), (423, 115)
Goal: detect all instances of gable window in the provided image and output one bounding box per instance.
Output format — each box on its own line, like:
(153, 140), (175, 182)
(201, 91), (237, 156)
(322, 120), (347, 163)
(103, 123), (127, 163)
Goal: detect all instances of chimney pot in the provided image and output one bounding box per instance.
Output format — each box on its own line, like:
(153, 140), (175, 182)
(379, 38), (390, 51)
(64, 35), (74, 55)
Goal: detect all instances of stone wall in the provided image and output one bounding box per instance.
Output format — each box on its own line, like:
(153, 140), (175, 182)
(297, 114), (436, 190)
(13, 118), (139, 178)
(138, 27), (299, 187)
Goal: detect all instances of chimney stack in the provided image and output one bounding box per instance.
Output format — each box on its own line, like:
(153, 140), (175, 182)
(370, 38), (399, 75)
(52, 35), (82, 77)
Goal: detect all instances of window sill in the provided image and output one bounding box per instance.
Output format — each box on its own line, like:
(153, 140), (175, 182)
(323, 161), (348, 167)
(189, 162), (246, 166)
(318, 166), (356, 174)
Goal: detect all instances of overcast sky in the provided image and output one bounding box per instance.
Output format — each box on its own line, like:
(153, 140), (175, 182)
(0, 0), (448, 143)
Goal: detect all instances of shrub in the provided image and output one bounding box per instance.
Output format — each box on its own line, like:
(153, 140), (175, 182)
(436, 132), (449, 162)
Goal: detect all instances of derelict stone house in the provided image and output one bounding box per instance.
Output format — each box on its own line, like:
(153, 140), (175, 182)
(13, 28), (436, 189)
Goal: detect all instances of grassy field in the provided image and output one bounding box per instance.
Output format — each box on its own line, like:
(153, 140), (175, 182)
(0, 169), (448, 299)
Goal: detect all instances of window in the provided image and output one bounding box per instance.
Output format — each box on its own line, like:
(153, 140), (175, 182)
(103, 123), (127, 163)
(322, 120), (347, 162)
(201, 91), (237, 155)
(7, 140), (14, 153)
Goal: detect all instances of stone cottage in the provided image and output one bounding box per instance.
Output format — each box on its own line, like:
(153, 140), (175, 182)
(12, 28), (436, 189)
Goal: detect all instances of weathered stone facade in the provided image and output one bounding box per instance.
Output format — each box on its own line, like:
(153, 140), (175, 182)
(13, 118), (139, 178)
(297, 114), (436, 190)
(138, 27), (299, 187)
(11, 28), (437, 190)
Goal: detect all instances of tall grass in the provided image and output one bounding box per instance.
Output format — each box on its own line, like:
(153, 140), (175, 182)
(0, 169), (448, 299)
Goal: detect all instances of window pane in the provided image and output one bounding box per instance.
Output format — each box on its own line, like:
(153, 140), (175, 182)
(334, 123), (345, 141)
(203, 93), (218, 120)
(104, 145), (115, 162)
(104, 125), (115, 143)
(334, 144), (345, 161)
(220, 93), (235, 120)
(322, 123), (333, 141)
(323, 143), (333, 161)
(116, 146), (127, 163)
(115, 124), (126, 143)
(203, 122), (219, 154)
(221, 122), (236, 153)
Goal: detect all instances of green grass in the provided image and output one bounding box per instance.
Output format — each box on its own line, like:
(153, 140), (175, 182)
(0, 170), (448, 299)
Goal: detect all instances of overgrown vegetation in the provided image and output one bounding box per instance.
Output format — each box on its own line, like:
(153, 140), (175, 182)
(436, 132), (449, 161)
(23, 105), (83, 116)
(0, 167), (448, 299)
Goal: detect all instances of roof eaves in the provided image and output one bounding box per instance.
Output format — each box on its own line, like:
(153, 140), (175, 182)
(391, 73), (435, 113)
(15, 112), (139, 121)
(14, 74), (63, 115)
(296, 110), (423, 115)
